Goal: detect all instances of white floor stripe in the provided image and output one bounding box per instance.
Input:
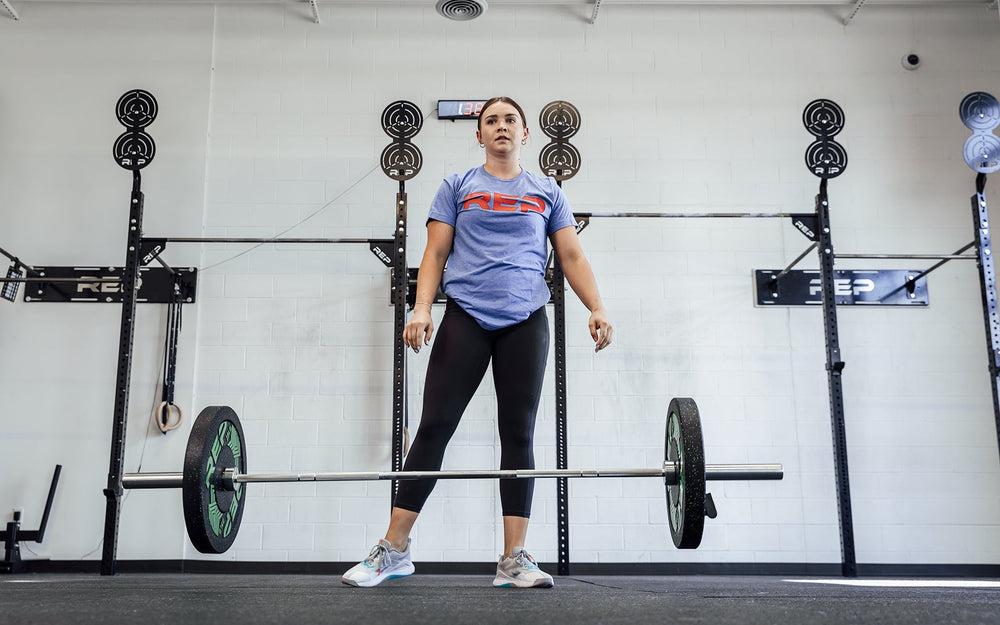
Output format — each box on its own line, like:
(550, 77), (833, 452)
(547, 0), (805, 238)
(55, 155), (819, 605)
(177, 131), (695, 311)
(786, 579), (1000, 589)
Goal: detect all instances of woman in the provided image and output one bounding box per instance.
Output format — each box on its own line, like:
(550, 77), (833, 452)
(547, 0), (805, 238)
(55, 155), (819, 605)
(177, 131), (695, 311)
(343, 96), (612, 588)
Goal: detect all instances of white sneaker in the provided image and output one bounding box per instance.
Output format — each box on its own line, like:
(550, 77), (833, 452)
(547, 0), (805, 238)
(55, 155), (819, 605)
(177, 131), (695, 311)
(341, 539), (415, 587)
(492, 547), (554, 588)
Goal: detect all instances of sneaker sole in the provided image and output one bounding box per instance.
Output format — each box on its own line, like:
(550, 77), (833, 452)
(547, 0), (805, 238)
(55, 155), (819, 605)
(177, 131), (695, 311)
(492, 575), (554, 589)
(342, 564), (415, 588)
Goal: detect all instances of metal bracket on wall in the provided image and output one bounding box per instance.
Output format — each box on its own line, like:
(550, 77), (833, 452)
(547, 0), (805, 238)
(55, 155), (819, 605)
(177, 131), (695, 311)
(19, 266), (197, 304)
(590, 0), (602, 24)
(1, 0), (18, 21)
(754, 269), (929, 306)
(843, 0), (868, 25)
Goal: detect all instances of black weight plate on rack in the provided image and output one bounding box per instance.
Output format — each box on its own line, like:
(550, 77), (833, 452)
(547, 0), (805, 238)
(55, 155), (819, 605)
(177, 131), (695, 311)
(113, 130), (156, 171)
(804, 139), (848, 179)
(803, 99), (845, 138)
(380, 141), (423, 181)
(538, 101), (581, 140)
(116, 90), (158, 129)
(665, 397), (705, 549)
(182, 405), (247, 554)
(963, 133), (1000, 174)
(960, 92), (1000, 132)
(381, 100), (423, 140)
(539, 141), (582, 181)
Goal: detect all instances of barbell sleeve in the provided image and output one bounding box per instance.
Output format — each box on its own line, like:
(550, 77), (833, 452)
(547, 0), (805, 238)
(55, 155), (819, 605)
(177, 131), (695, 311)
(703, 464), (784, 481)
(121, 472), (185, 489)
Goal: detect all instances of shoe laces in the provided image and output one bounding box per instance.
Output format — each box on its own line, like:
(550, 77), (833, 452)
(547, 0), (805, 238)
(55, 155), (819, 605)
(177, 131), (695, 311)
(512, 550), (538, 569)
(364, 543), (389, 567)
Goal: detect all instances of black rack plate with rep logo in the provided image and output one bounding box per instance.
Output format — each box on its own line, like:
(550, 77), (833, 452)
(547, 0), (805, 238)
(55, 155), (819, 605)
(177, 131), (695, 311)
(19, 266), (197, 303)
(754, 269), (928, 306)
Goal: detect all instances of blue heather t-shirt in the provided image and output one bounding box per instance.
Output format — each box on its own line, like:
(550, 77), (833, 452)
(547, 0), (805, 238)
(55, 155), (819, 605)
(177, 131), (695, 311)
(427, 166), (577, 330)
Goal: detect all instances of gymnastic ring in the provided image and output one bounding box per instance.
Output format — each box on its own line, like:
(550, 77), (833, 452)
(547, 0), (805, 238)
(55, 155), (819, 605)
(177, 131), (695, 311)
(156, 401), (184, 434)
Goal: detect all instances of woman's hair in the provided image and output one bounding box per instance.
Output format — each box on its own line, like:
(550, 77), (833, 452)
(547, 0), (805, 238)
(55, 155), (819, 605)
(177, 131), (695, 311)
(477, 96), (528, 131)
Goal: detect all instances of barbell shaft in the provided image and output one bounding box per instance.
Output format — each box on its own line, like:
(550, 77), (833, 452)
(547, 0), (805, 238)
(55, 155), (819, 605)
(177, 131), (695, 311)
(121, 463), (783, 490)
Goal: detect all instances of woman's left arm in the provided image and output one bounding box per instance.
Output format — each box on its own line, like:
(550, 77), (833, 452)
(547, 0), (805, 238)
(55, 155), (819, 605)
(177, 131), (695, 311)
(550, 226), (613, 351)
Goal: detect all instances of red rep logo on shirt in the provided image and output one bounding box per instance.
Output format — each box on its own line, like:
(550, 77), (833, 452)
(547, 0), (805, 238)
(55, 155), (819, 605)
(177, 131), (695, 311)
(461, 192), (546, 214)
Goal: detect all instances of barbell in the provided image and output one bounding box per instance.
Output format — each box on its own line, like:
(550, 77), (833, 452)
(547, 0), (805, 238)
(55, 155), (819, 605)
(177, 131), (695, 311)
(121, 397), (783, 554)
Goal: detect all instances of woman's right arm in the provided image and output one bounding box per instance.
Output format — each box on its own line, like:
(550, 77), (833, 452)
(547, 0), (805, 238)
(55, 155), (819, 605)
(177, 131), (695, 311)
(403, 220), (455, 352)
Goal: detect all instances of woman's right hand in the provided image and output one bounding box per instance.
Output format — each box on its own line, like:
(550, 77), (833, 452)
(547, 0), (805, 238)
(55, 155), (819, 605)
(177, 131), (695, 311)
(405, 221), (453, 353)
(403, 307), (434, 353)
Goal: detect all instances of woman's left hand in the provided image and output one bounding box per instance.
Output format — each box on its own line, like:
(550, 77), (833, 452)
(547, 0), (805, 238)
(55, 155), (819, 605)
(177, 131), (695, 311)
(589, 307), (613, 352)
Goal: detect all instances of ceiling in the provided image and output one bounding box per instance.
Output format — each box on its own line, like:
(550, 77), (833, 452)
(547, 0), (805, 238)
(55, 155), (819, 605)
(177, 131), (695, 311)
(1, 0), (995, 25)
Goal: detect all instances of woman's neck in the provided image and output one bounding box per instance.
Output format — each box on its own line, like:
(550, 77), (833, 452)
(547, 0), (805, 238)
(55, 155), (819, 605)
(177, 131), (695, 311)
(483, 156), (522, 180)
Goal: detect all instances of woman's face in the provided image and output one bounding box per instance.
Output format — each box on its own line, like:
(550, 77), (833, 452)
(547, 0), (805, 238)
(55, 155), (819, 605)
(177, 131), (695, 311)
(477, 101), (529, 155)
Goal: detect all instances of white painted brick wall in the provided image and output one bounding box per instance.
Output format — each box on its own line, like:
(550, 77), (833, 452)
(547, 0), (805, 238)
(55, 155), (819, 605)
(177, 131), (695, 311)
(2, 2), (1000, 569)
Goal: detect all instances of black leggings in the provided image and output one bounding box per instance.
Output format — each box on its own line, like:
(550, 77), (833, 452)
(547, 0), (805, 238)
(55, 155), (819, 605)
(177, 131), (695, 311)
(393, 299), (549, 518)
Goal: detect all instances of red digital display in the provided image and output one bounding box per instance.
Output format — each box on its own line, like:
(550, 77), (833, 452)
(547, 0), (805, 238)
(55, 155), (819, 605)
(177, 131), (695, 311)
(438, 100), (487, 120)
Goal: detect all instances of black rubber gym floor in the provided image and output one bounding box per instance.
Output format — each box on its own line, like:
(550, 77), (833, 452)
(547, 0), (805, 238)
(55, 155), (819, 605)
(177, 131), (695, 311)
(2, 574), (999, 625)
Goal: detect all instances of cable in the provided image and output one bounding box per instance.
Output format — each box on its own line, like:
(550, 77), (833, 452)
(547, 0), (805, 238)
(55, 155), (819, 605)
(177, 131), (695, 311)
(198, 164), (380, 272)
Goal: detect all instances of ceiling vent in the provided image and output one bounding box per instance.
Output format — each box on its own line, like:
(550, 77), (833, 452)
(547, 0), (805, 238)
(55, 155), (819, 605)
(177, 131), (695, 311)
(435, 0), (488, 21)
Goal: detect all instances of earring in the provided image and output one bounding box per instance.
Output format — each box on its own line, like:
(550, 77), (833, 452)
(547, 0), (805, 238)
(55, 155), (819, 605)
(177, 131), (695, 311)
(521, 139), (527, 145)
(480, 143), (485, 148)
